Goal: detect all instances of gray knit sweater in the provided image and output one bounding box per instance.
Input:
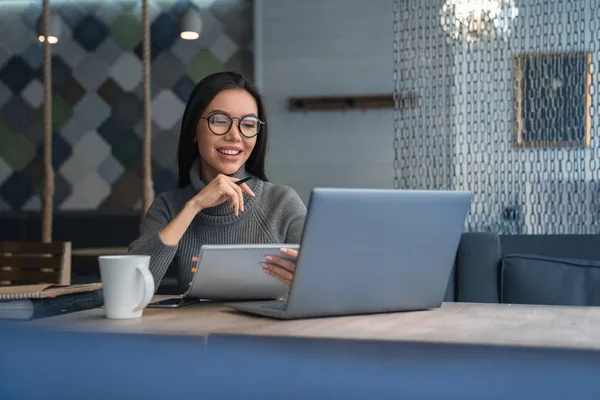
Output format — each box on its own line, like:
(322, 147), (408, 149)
(128, 157), (307, 292)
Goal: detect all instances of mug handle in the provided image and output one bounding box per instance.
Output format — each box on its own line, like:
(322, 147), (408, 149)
(133, 264), (155, 312)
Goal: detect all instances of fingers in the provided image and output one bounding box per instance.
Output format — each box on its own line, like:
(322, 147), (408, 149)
(262, 249), (300, 287)
(266, 254), (296, 272)
(216, 180), (241, 216)
(203, 175), (254, 216)
(227, 180), (245, 213)
(280, 248), (298, 259)
(262, 261), (293, 286)
(239, 182), (256, 197)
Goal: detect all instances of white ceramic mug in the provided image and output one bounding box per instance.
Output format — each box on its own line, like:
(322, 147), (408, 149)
(98, 255), (155, 319)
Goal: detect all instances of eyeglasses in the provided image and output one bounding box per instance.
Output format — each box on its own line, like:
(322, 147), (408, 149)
(200, 112), (264, 138)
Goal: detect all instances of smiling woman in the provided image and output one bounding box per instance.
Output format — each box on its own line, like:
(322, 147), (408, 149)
(128, 72), (307, 293)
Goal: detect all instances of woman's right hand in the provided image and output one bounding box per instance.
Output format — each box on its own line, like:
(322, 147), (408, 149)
(189, 174), (255, 216)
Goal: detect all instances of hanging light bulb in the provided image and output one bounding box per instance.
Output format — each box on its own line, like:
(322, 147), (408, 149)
(440, 0), (518, 43)
(180, 7), (202, 40)
(36, 13), (62, 44)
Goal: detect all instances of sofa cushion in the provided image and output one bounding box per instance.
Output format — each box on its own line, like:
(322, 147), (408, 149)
(501, 254), (600, 306)
(456, 232), (502, 303)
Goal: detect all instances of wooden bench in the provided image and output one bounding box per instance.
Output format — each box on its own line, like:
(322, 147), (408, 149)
(0, 242), (71, 286)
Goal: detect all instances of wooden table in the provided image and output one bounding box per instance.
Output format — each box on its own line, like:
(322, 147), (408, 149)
(28, 297), (600, 351)
(16, 299), (600, 398)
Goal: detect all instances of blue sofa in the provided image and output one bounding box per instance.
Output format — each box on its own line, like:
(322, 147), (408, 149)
(448, 232), (600, 306)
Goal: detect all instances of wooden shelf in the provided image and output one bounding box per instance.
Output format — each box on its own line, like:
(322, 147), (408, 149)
(289, 93), (419, 112)
(71, 247), (128, 258)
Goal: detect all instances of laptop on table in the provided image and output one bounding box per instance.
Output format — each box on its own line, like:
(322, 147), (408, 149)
(226, 188), (473, 319)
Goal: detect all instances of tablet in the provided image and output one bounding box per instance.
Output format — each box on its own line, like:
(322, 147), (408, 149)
(186, 244), (300, 301)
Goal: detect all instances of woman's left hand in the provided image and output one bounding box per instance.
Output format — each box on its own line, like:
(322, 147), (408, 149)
(261, 248), (298, 286)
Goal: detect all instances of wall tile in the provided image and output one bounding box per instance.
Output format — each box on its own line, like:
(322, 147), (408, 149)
(73, 15), (108, 51)
(54, 172), (73, 208)
(72, 92), (110, 130)
(0, 2), (253, 210)
(0, 157), (10, 187)
(54, 37), (87, 70)
(21, 157), (44, 187)
(110, 13), (142, 50)
(0, 121), (36, 171)
(73, 54), (108, 91)
(59, 78), (86, 106)
(60, 153), (90, 187)
(21, 194), (41, 211)
(209, 33), (238, 63)
(172, 75), (195, 102)
(23, 119), (43, 148)
(150, 13), (179, 50)
(151, 51), (185, 89)
(0, 15), (34, 55)
(21, 79), (44, 108)
(61, 117), (86, 146)
(108, 52), (142, 91)
(151, 130), (179, 169)
(97, 154), (125, 185)
(0, 82), (10, 109)
(0, 57), (34, 93)
(35, 95), (73, 132)
(97, 78), (124, 105)
(0, 96), (36, 134)
(35, 134), (72, 169)
(37, 56), (73, 92)
(153, 168), (178, 194)
(95, 38), (122, 65)
(60, 170), (109, 209)
(0, 172), (34, 210)
(95, 1), (126, 25)
(112, 93), (143, 130)
(133, 40), (161, 62)
(151, 90), (185, 130)
(21, 44), (43, 70)
(58, 3), (86, 27)
(185, 49), (223, 82)
(72, 130), (111, 169)
(102, 170), (142, 210)
(110, 130), (141, 169)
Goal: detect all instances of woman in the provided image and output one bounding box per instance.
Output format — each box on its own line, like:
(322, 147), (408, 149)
(129, 71), (306, 292)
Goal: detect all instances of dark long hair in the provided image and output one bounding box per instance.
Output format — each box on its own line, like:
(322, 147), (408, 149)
(177, 71), (269, 188)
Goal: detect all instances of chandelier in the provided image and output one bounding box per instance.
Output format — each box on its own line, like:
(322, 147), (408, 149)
(440, 0), (519, 43)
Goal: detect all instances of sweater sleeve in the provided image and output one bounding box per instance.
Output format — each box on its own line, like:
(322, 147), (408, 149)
(128, 194), (179, 291)
(284, 190), (307, 244)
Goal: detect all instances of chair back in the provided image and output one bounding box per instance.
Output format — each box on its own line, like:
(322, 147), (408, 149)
(0, 242), (71, 286)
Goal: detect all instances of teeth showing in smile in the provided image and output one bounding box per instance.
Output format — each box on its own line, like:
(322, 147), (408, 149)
(218, 149), (240, 155)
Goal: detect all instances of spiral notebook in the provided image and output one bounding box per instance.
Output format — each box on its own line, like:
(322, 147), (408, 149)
(0, 283), (102, 301)
(0, 283), (104, 320)
(185, 244), (299, 301)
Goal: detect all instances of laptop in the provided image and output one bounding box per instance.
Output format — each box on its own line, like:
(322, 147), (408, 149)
(226, 188), (473, 319)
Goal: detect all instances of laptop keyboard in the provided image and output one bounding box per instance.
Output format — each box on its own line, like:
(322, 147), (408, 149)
(261, 301), (287, 311)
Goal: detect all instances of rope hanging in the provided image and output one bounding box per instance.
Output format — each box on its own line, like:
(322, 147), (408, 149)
(141, 0), (154, 229)
(42, 0), (54, 243)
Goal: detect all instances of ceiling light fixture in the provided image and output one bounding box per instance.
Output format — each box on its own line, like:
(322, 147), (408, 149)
(36, 13), (62, 44)
(180, 7), (202, 40)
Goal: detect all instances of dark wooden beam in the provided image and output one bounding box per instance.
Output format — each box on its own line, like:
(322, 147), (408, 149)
(288, 93), (419, 111)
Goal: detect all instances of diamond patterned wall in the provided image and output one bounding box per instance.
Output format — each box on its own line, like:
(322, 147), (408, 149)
(0, 0), (253, 211)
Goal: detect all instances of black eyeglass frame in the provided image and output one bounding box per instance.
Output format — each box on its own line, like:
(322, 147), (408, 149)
(200, 112), (265, 138)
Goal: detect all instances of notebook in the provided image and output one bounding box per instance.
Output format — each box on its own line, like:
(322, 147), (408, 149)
(185, 244), (299, 301)
(0, 290), (105, 320)
(0, 283), (102, 301)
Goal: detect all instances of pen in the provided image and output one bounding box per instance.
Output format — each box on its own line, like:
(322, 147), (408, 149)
(235, 177), (251, 186)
